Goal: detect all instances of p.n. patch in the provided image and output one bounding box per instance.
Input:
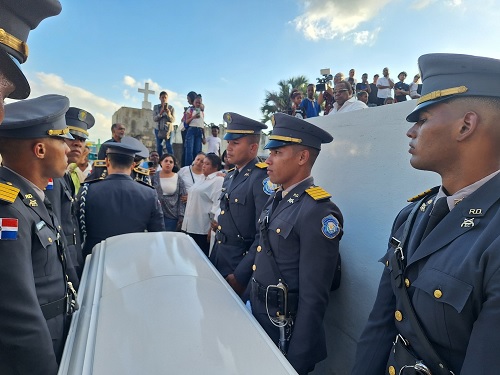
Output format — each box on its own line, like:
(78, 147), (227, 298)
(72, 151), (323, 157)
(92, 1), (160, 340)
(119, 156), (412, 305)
(262, 177), (278, 196)
(321, 214), (340, 239)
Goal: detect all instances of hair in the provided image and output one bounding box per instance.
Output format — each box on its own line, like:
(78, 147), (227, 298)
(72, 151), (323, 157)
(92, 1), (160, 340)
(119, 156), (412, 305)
(160, 153), (179, 172)
(107, 153), (134, 169)
(307, 83), (315, 88)
(337, 80), (353, 94)
(399, 71), (407, 78)
(384, 97), (394, 104)
(149, 150), (159, 156)
(211, 125), (219, 129)
(111, 123), (121, 132)
(187, 91), (197, 103)
(449, 96), (500, 112)
(290, 91), (302, 100)
(292, 144), (320, 167)
(244, 134), (261, 145)
(205, 153), (222, 170)
(374, 74), (379, 78)
(159, 91), (167, 97)
(357, 90), (368, 99)
(194, 151), (206, 160)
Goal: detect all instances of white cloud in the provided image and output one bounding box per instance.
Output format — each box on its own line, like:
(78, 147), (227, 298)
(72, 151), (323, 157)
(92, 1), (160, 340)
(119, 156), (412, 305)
(412, 0), (464, 9)
(293, 0), (393, 42)
(352, 28), (381, 45)
(123, 75), (137, 87)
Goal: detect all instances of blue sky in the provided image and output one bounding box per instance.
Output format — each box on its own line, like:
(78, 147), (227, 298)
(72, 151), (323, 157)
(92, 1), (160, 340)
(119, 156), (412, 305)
(12, 0), (500, 143)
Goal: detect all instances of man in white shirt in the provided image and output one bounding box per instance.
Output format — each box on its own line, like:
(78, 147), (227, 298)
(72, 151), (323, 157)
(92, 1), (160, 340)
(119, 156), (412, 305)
(206, 125), (221, 156)
(376, 67), (395, 106)
(328, 80), (367, 115)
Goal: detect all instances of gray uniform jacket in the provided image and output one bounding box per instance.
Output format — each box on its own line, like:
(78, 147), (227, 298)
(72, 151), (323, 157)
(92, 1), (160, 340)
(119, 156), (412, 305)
(210, 158), (272, 285)
(0, 167), (68, 375)
(352, 173), (500, 375)
(250, 176), (343, 375)
(78, 174), (165, 256)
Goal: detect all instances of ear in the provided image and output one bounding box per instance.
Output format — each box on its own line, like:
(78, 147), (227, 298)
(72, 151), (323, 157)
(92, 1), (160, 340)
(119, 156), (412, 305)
(32, 141), (47, 159)
(297, 148), (309, 166)
(105, 157), (111, 169)
(457, 111), (479, 141)
(249, 142), (259, 153)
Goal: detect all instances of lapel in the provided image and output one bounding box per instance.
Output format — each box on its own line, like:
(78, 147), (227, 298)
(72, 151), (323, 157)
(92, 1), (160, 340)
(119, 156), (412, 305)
(271, 177), (314, 219)
(0, 167), (54, 228)
(407, 173), (500, 267)
(228, 158), (258, 193)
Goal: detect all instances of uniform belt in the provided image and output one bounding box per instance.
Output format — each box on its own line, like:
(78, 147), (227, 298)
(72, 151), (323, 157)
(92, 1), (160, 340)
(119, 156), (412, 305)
(215, 230), (252, 247)
(40, 295), (66, 320)
(251, 278), (298, 317)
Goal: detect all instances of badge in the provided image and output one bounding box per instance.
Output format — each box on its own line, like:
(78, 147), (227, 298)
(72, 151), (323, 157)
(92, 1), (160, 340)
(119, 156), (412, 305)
(321, 214), (340, 239)
(262, 177), (278, 196)
(78, 110), (87, 121)
(0, 218), (18, 240)
(46, 178), (54, 190)
(460, 218), (475, 228)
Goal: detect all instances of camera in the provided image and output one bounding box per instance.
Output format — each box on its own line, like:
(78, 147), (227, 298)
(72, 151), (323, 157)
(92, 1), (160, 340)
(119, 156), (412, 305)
(147, 161), (154, 168)
(164, 104), (168, 110)
(316, 68), (333, 92)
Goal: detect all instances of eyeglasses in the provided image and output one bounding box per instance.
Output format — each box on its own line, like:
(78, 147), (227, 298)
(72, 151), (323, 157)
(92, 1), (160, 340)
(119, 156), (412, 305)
(333, 89), (349, 95)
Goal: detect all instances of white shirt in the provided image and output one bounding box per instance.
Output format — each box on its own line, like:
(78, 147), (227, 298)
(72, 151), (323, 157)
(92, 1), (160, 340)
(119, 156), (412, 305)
(182, 172), (224, 234)
(178, 166), (204, 191)
(328, 96), (368, 115)
(206, 136), (221, 154)
(376, 76), (394, 99)
(160, 174), (178, 195)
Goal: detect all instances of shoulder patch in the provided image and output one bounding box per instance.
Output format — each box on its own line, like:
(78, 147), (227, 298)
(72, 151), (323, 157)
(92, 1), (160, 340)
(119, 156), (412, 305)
(321, 214), (340, 239)
(0, 182), (20, 203)
(0, 218), (19, 239)
(134, 166), (150, 176)
(407, 186), (439, 202)
(93, 160), (106, 168)
(262, 177), (278, 195)
(255, 162), (268, 169)
(305, 186), (332, 201)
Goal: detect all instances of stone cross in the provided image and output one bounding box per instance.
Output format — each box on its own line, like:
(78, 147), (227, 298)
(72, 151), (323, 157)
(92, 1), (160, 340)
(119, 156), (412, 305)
(138, 82), (155, 110)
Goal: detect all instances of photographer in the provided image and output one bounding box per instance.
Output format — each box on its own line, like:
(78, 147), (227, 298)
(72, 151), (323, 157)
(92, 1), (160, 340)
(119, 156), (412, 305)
(318, 72), (343, 115)
(153, 91), (175, 156)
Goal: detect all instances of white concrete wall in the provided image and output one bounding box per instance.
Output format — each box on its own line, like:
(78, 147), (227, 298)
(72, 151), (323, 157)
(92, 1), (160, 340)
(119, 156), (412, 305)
(307, 101), (440, 374)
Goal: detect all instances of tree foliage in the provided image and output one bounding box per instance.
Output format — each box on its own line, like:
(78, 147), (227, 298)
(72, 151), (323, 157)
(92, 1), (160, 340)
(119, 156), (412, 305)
(260, 75), (309, 124)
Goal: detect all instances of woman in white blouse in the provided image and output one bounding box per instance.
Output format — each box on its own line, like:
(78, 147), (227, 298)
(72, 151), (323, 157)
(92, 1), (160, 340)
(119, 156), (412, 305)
(181, 153), (224, 256)
(151, 153), (187, 231)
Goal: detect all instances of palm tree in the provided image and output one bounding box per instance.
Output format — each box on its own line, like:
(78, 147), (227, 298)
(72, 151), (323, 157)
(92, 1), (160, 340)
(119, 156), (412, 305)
(260, 75), (309, 125)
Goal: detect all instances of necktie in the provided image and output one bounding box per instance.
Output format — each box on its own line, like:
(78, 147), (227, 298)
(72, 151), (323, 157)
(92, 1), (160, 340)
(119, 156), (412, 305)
(271, 190), (283, 214)
(422, 197), (450, 240)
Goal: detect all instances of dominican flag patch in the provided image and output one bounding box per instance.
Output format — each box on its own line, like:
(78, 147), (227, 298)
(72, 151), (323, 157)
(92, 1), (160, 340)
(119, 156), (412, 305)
(46, 178), (54, 190)
(0, 218), (19, 240)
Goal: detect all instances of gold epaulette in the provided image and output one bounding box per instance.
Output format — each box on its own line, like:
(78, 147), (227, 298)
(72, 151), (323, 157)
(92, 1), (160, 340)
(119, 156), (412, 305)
(305, 186), (332, 201)
(0, 182), (20, 203)
(134, 166), (150, 176)
(407, 186), (439, 202)
(227, 167), (236, 173)
(93, 160), (106, 167)
(255, 162), (268, 169)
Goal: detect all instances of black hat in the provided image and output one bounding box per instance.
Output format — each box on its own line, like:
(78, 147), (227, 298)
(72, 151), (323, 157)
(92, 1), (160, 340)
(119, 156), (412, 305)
(0, 0), (62, 99)
(0, 94), (73, 139)
(121, 136), (149, 159)
(223, 112), (267, 140)
(407, 53), (500, 122)
(103, 142), (141, 157)
(65, 107), (95, 139)
(265, 113), (333, 150)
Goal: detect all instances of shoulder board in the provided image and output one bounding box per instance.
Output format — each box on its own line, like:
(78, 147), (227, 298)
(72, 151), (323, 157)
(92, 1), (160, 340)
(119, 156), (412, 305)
(0, 182), (20, 203)
(255, 162), (268, 169)
(305, 186), (332, 201)
(227, 167), (236, 172)
(134, 166), (150, 176)
(136, 180), (154, 189)
(407, 186), (440, 202)
(93, 160), (106, 168)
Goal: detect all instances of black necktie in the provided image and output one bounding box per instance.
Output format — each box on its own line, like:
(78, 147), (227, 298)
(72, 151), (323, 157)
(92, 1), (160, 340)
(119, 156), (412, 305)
(271, 190), (283, 214)
(422, 197), (450, 240)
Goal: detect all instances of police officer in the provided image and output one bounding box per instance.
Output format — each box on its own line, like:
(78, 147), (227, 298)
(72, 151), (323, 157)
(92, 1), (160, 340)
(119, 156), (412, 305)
(0, 95), (78, 374)
(249, 113), (343, 375)
(46, 107), (95, 281)
(209, 112), (273, 295)
(352, 54), (500, 375)
(78, 142), (165, 256)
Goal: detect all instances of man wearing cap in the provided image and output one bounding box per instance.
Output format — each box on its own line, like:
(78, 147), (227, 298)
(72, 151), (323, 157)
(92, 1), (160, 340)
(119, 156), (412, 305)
(0, 94), (78, 374)
(78, 142), (165, 256)
(352, 54), (500, 375)
(210, 112), (273, 295)
(249, 113), (343, 375)
(45, 107), (95, 281)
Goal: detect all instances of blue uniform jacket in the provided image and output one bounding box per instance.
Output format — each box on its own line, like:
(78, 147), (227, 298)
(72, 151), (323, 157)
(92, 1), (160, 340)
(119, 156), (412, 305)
(251, 176), (343, 375)
(78, 173), (165, 256)
(0, 167), (68, 375)
(209, 158), (272, 285)
(352, 173), (500, 374)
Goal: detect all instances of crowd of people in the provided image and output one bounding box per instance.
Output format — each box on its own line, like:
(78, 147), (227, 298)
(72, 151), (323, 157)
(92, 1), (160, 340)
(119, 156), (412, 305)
(2, 2), (500, 375)
(289, 67), (423, 118)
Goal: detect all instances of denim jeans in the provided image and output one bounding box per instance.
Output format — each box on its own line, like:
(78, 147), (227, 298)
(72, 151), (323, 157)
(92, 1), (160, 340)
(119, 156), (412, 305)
(154, 128), (173, 156)
(183, 126), (203, 166)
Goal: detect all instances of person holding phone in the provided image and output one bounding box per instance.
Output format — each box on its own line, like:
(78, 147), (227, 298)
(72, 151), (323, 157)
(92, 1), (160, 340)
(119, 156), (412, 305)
(153, 91), (175, 156)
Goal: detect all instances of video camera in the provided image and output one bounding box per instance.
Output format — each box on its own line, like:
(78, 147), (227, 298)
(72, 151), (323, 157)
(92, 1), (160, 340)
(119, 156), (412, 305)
(316, 68), (333, 92)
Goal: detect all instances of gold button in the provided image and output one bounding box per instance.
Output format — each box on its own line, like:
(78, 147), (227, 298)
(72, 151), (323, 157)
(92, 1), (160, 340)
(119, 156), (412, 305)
(395, 310), (403, 321)
(235, 198), (238, 203)
(385, 260), (389, 267)
(217, 225), (222, 230)
(252, 264), (256, 271)
(218, 240), (221, 244)
(404, 278), (410, 288)
(276, 228), (281, 234)
(257, 245), (262, 252)
(434, 289), (443, 299)
(48, 237), (53, 243)
(388, 365), (396, 375)
(220, 210), (225, 215)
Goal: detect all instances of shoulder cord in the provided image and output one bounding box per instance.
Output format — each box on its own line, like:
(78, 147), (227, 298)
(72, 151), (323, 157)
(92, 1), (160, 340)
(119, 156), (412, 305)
(79, 183), (89, 247)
